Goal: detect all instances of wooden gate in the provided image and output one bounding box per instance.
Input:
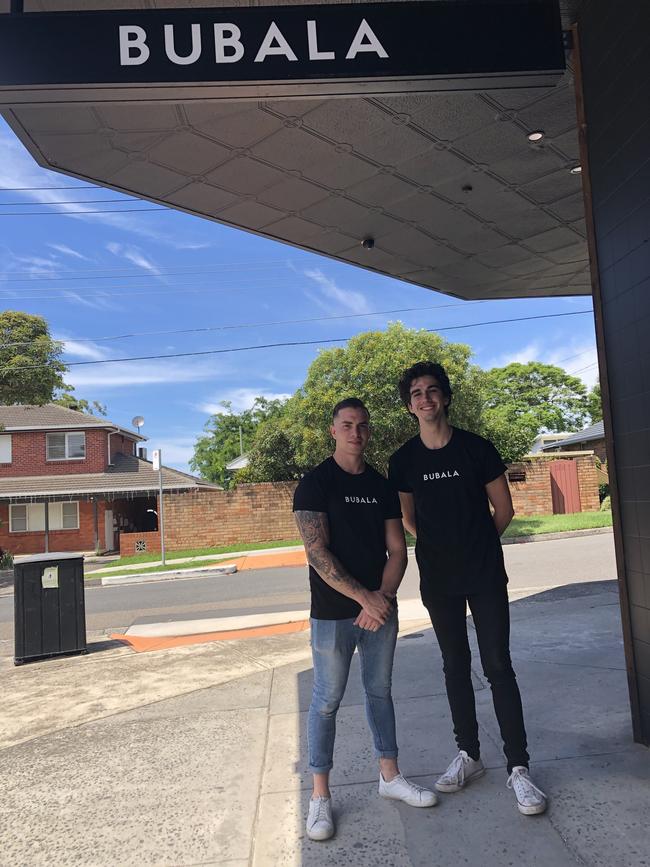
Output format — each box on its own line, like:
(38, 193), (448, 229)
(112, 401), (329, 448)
(549, 460), (581, 514)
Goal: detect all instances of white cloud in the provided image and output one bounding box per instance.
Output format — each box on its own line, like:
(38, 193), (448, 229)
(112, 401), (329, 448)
(60, 289), (119, 312)
(303, 268), (371, 315)
(106, 242), (163, 276)
(48, 243), (93, 262)
(151, 436), (197, 473)
(197, 388), (291, 415)
(66, 358), (224, 390)
(60, 339), (109, 361)
(7, 254), (61, 279)
(486, 341), (542, 368)
(484, 340), (599, 389)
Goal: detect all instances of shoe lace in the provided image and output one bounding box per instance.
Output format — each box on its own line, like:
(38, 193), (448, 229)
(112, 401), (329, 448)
(444, 752), (466, 785)
(396, 775), (427, 794)
(507, 768), (547, 801)
(311, 798), (329, 823)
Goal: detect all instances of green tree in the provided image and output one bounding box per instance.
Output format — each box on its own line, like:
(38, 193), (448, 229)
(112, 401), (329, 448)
(53, 392), (107, 416)
(483, 361), (589, 433)
(585, 381), (603, 424)
(0, 311), (67, 405)
(190, 397), (286, 487)
(241, 322), (486, 480)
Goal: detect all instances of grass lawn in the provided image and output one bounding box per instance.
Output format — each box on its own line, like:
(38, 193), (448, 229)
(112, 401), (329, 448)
(503, 511), (612, 538)
(86, 558), (247, 580)
(88, 512), (612, 580)
(94, 537), (302, 571)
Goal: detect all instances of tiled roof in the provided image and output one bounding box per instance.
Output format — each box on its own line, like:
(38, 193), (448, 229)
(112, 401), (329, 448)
(0, 404), (143, 439)
(541, 420), (605, 450)
(0, 453), (218, 500)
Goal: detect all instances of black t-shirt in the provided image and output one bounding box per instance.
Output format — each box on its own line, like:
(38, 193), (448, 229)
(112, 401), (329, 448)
(388, 427), (508, 599)
(293, 457), (402, 620)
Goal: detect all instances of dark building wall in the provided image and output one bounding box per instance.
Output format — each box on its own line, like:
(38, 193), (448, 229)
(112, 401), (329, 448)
(579, 1), (650, 742)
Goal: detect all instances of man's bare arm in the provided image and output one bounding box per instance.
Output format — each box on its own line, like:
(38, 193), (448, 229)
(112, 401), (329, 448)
(380, 518), (408, 598)
(398, 492), (417, 538)
(294, 510), (391, 623)
(486, 474), (515, 536)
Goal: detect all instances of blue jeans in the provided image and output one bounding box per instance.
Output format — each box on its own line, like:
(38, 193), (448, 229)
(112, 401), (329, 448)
(308, 610), (399, 774)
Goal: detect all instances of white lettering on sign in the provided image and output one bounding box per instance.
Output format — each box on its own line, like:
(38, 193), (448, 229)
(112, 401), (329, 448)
(307, 20), (335, 61)
(214, 23), (245, 63)
(164, 23), (202, 66)
(119, 25), (150, 66)
(254, 22), (298, 63)
(118, 19), (389, 67)
(345, 19), (388, 60)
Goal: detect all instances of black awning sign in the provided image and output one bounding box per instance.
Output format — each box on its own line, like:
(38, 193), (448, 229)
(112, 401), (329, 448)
(0, 1), (565, 104)
(119, 19), (389, 68)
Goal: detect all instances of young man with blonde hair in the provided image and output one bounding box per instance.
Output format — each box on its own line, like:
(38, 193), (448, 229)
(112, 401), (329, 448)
(294, 397), (437, 842)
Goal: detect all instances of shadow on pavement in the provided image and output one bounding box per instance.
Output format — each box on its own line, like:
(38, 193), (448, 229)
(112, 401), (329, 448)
(252, 578), (647, 866)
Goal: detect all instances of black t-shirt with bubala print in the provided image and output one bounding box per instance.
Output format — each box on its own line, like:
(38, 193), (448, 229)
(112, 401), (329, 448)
(293, 457), (402, 620)
(388, 427), (508, 599)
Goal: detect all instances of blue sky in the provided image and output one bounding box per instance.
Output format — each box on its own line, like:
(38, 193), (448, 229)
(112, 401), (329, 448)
(0, 117), (597, 473)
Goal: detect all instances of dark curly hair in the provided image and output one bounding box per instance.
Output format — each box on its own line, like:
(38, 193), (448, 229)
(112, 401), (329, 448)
(398, 361), (453, 416)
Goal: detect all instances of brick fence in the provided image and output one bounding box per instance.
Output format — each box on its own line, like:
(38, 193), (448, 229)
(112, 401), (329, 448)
(118, 454), (601, 555)
(119, 482), (299, 555)
(508, 453), (600, 516)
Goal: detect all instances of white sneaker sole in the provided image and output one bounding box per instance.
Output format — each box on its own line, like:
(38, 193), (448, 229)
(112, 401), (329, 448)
(435, 766), (486, 793)
(379, 789), (438, 808)
(306, 824), (335, 841)
(516, 800), (547, 816)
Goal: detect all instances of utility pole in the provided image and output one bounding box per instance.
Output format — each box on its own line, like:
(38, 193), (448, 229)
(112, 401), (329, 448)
(152, 449), (166, 566)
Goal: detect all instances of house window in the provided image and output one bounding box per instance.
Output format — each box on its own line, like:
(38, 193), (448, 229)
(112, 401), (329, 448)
(9, 504), (27, 532)
(46, 431), (86, 461)
(0, 434), (11, 463)
(9, 502), (79, 532)
(61, 502), (79, 529)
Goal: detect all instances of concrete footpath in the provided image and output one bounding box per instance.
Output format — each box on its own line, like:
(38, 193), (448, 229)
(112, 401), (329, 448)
(1, 577), (648, 866)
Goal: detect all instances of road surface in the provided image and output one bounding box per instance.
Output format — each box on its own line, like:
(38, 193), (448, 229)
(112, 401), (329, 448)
(0, 532), (616, 640)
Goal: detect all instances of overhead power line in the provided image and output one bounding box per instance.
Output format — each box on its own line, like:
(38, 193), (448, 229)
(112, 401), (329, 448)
(0, 300), (491, 349)
(4, 310), (593, 372)
(0, 185), (99, 191)
(0, 197), (136, 206)
(1, 260), (292, 283)
(0, 207), (168, 216)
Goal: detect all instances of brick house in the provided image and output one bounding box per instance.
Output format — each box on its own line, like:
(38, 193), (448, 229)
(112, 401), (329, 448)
(540, 421), (607, 464)
(0, 405), (217, 556)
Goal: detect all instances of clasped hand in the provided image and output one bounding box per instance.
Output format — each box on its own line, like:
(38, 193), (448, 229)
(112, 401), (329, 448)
(354, 590), (394, 631)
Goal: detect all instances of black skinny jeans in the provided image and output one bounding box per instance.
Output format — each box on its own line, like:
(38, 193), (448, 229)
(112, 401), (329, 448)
(425, 586), (529, 773)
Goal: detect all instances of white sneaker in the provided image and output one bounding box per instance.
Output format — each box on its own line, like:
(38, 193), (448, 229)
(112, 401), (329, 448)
(379, 773), (438, 807)
(507, 767), (547, 815)
(435, 750), (486, 793)
(306, 796), (335, 841)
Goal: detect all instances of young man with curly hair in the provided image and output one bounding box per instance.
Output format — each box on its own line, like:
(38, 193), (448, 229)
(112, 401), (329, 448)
(388, 362), (547, 816)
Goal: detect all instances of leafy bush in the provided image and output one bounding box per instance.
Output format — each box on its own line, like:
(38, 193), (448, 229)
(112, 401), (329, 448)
(0, 550), (13, 570)
(600, 495), (611, 512)
(599, 482), (610, 503)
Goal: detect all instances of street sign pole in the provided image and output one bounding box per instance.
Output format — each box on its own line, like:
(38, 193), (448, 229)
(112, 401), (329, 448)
(152, 449), (166, 566)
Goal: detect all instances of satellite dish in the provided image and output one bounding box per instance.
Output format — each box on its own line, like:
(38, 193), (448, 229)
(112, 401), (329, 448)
(132, 416), (145, 429)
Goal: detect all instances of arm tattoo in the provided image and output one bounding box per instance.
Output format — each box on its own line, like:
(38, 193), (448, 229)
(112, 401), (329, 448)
(294, 510), (366, 600)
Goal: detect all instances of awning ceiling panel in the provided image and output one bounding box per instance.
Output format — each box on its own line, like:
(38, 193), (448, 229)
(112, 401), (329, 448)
(2, 2), (588, 301)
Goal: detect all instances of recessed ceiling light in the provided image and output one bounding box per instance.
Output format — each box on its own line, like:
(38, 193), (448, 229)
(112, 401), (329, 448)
(570, 165), (582, 174)
(527, 130), (545, 142)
